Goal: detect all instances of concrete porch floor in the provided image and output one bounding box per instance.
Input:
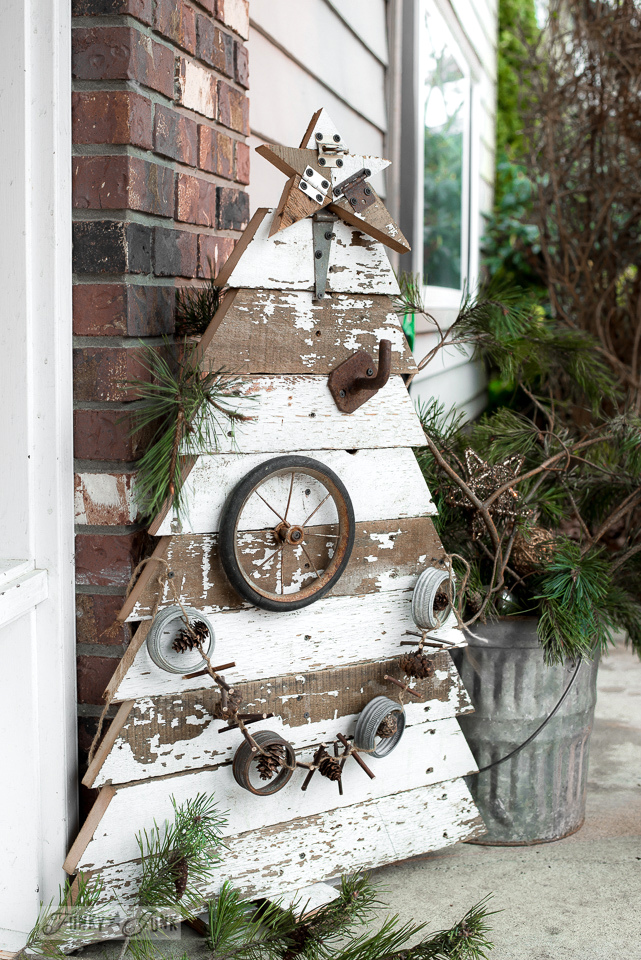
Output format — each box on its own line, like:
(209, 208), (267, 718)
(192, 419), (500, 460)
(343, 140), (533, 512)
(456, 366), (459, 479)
(374, 639), (641, 959)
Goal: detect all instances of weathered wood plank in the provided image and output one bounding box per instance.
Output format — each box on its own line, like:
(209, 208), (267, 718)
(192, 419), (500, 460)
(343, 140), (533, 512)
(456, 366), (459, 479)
(88, 651), (472, 788)
(111, 588), (464, 702)
(151, 447), (435, 537)
(330, 191), (409, 253)
(199, 289), (416, 377)
(130, 518), (444, 618)
(187, 376), (425, 455)
(221, 210), (399, 294)
(72, 718), (478, 872)
(76, 779), (485, 907)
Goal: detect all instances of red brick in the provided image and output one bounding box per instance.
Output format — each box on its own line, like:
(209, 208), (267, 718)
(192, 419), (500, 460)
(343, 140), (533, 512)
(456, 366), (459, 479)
(215, 0), (249, 40)
(73, 284), (126, 336)
(235, 140), (250, 184)
(217, 81), (249, 134)
(235, 42), (249, 88)
(194, 0), (216, 14)
(154, 104), (198, 165)
(73, 346), (150, 402)
(198, 125), (234, 179)
(176, 173), (217, 227)
(198, 235), (235, 278)
(73, 221), (152, 275)
(216, 186), (249, 231)
(155, 0), (197, 55)
(75, 532), (141, 588)
(72, 0), (153, 22)
(72, 26), (174, 98)
(77, 655), (119, 704)
(176, 59), (217, 119)
(72, 91), (153, 148)
(73, 284), (174, 337)
(73, 156), (174, 217)
(75, 472), (137, 525)
(76, 593), (131, 645)
(154, 226), (199, 278)
(197, 17), (234, 77)
(74, 409), (149, 460)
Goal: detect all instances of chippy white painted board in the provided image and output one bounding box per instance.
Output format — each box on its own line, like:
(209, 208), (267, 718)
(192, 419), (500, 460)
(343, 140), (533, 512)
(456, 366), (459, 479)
(223, 209), (399, 294)
(78, 779), (484, 907)
(153, 447), (435, 537)
(74, 718), (477, 872)
(116, 589), (463, 700)
(189, 376), (425, 456)
(93, 661), (472, 788)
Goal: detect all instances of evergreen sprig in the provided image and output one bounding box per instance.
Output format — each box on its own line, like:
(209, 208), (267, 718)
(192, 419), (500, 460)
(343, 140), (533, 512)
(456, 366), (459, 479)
(17, 875), (106, 959)
(128, 338), (254, 521)
(175, 265), (223, 337)
(136, 793), (227, 913)
(405, 896), (496, 960)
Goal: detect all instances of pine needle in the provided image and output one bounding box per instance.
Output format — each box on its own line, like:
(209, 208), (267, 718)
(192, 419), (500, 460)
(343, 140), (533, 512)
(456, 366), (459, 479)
(175, 262), (223, 337)
(127, 338), (255, 521)
(403, 896), (496, 960)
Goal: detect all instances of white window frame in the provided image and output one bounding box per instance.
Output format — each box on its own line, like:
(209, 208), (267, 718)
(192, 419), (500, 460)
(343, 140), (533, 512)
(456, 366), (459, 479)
(415, 0), (480, 308)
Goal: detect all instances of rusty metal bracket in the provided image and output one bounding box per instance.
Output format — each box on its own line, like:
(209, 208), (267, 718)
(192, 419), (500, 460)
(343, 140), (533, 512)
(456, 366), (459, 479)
(332, 167), (375, 214)
(328, 339), (392, 413)
(312, 209), (337, 300)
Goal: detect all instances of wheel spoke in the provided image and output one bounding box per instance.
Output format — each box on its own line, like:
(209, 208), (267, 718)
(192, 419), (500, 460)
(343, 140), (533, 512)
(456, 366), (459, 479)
(279, 548), (284, 595)
(305, 532), (339, 539)
(302, 492), (331, 526)
(252, 545), (283, 570)
(283, 472), (295, 522)
(254, 490), (285, 522)
(301, 544), (322, 581)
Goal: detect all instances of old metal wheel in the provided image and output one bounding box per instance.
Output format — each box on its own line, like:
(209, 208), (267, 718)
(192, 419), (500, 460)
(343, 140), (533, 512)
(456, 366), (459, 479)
(219, 455), (355, 611)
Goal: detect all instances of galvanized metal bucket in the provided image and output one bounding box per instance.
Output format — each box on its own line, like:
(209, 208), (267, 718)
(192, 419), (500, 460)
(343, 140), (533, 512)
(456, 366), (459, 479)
(452, 618), (599, 845)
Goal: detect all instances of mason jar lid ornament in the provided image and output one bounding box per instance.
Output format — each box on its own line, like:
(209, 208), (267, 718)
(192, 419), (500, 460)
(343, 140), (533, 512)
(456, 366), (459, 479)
(233, 730), (296, 796)
(354, 696), (406, 758)
(146, 605), (215, 674)
(411, 567), (457, 630)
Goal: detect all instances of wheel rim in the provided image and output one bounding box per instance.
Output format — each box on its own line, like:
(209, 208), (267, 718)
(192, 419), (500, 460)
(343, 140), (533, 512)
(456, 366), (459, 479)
(231, 466), (352, 605)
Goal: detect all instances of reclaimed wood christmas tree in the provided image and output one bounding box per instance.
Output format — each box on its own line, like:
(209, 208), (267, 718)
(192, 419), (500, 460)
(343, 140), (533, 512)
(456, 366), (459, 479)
(64, 110), (483, 909)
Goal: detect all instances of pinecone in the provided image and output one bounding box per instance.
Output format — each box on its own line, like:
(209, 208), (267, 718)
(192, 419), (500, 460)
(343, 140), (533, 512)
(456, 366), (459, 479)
(433, 589), (450, 613)
(399, 651), (434, 679)
(170, 854), (189, 900)
(377, 713), (398, 738)
(256, 743), (285, 781)
(212, 689), (243, 720)
(510, 526), (554, 576)
(317, 748), (342, 782)
(172, 619), (210, 654)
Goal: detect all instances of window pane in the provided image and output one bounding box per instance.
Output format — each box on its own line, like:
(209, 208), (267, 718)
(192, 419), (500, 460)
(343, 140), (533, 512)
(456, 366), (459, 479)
(422, 7), (466, 289)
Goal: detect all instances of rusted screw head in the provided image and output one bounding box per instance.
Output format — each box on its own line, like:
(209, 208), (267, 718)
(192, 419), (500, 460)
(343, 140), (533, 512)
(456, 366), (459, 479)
(324, 231), (334, 240)
(339, 389), (346, 398)
(364, 186), (372, 196)
(336, 159), (344, 167)
(350, 197), (358, 206)
(333, 186), (341, 196)
(364, 168), (371, 177)
(314, 250), (322, 259)
(366, 368), (374, 376)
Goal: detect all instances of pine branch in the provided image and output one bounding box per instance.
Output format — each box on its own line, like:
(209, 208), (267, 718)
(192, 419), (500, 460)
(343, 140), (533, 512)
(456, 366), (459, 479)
(127, 338), (255, 521)
(18, 875), (106, 959)
(175, 263), (223, 337)
(399, 896), (496, 960)
(136, 793), (227, 914)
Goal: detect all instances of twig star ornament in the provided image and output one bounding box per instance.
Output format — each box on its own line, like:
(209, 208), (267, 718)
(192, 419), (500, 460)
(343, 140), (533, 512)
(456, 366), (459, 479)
(447, 449), (526, 538)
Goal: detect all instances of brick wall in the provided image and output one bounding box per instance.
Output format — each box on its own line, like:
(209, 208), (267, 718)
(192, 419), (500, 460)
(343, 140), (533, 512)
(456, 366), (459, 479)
(72, 0), (250, 797)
